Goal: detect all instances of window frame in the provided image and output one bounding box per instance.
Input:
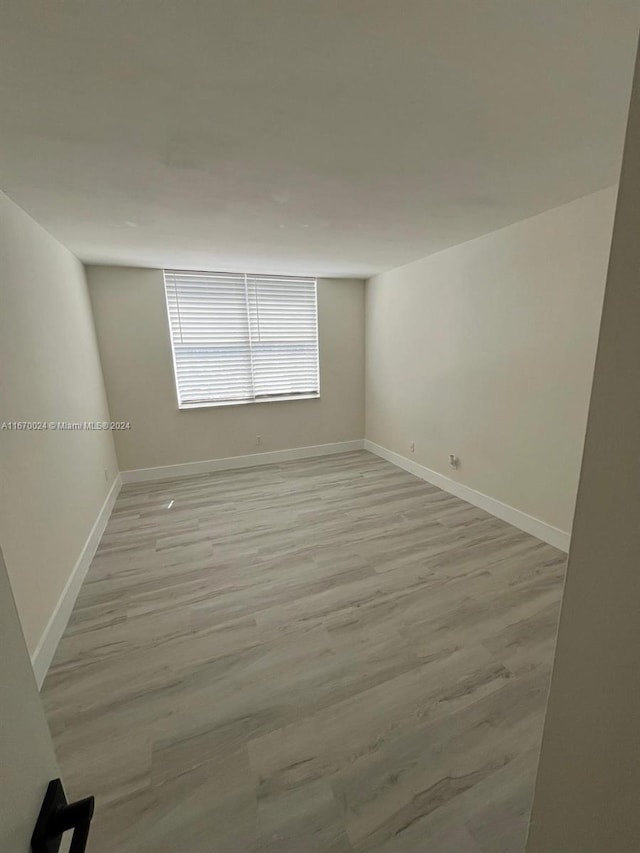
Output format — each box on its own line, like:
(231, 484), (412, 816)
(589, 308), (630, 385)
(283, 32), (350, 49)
(163, 270), (321, 410)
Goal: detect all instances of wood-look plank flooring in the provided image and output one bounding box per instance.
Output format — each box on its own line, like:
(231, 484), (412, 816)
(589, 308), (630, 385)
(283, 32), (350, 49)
(42, 451), (565, 852)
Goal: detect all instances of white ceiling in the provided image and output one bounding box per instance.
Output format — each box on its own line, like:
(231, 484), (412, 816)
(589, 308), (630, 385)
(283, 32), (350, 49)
(1, 1), (638, 278)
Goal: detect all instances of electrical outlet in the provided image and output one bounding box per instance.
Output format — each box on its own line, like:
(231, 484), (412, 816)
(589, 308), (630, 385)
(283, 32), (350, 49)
(256, 435), (263, 447)
(409, 441), (415, 453)
(449, 454), (459, 469)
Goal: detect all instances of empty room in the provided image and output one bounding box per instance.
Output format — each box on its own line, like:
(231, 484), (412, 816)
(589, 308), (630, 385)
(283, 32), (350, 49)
(3, 2), (640, 852)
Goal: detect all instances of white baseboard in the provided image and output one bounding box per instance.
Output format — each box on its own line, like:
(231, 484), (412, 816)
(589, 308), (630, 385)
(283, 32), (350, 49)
(364, 440), (570, 552)
(31, 474), (122, 689)
(121, 440), (365, 484)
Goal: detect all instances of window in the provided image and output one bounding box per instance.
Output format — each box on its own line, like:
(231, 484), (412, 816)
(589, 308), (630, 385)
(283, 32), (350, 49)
(164, 270), (320, 408)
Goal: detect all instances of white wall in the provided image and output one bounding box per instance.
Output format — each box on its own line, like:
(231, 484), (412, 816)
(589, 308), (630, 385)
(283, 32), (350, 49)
(0, 192), (118, 660)
(365, 187), (616, 536)
(527, 45), (640, 852)
(0, 547), (60, 852)
(86, 267), (365, 472)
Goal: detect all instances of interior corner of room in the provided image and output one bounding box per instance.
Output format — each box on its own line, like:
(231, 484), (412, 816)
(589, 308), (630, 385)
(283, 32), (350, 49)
(0, 174), (622, 852)
(0, 178), (617, 685)
(2, 4), (640, 851)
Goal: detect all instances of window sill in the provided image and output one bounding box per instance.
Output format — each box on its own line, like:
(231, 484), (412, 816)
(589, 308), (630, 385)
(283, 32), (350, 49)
(178, 393), (321, 411)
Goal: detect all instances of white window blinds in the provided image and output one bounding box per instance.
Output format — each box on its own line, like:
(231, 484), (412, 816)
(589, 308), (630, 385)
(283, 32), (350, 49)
(164, 270), (319, 407)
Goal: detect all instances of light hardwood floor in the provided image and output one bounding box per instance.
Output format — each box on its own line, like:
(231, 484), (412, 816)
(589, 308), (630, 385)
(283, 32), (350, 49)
(42, 451), (565, 852)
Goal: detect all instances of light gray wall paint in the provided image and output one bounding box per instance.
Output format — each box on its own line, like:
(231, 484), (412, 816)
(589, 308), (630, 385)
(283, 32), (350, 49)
(0, 193), (118, 657)
(527, 41), (640, 853)
(87, 267), (365, 471)
(365, 187), (616, 534)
